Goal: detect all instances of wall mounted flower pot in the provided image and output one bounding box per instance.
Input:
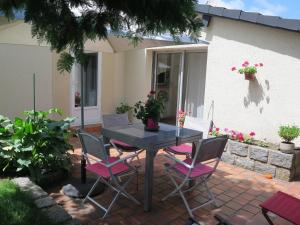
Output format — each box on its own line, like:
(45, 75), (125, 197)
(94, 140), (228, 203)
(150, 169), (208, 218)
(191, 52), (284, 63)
(279, 142), (295, 153)
(244, 73), (255, 80)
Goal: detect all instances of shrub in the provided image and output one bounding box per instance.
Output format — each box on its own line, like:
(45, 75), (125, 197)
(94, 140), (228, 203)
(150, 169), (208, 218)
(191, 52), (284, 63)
(116, 102), (133, 114)
(278, 125), (300, 143)
(0, 109), (74, 183)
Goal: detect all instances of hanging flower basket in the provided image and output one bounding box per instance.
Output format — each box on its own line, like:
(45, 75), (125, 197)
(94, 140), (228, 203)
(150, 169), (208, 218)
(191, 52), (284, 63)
(231, 61), (263, 81)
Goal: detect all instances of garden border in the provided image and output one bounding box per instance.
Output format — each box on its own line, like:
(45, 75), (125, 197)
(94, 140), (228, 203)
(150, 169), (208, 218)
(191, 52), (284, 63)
(12, 177), (82, 225)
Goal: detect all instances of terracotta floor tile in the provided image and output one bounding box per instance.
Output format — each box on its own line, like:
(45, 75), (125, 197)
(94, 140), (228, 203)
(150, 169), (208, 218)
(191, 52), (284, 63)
(44, 137), (300, 225)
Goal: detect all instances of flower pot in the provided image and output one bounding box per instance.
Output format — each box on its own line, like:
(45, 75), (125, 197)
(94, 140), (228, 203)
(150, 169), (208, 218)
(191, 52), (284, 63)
(279, 142), (295, 153)
(144, 118), (159, 132)
(244, 73), (255, 80)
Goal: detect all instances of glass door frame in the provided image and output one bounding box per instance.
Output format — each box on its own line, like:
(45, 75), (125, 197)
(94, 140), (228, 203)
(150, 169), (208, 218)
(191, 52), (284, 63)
(70, 51), (102, 126)
(151, 50), (208, 125)
(151, 51), (185, 126)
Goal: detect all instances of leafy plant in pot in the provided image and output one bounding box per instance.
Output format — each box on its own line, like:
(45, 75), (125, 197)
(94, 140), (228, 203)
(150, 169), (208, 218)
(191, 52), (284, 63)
(134, 91), (165, 131)
(116, 102), (133, 122)
(278, 125), (300, 153)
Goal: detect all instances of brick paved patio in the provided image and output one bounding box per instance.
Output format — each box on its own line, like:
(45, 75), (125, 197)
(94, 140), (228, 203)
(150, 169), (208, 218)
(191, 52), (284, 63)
(47, 136), (300, 225)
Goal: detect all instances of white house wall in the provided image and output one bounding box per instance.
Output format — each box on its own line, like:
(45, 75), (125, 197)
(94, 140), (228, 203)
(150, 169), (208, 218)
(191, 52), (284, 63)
(0, 44), (53, 118)
(202, 17), (300, 143)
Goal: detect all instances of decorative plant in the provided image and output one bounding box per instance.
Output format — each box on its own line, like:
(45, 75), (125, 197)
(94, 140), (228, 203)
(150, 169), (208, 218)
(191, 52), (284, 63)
(231, 61), (263, 80)
(116, 102), (133, 114)
(210, 127), (256, 144)
(0, 108), (74, 183)
(278, 125), (300, 143)
(177, 110), (186, 128)
(134, 91), (165, 129)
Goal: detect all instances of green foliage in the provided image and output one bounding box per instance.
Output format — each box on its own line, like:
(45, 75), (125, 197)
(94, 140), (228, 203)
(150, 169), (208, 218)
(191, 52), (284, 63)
(0, 108), (74, 183)
(57, 52), (75, 73)
(0, 179), (56, 225)
(134, 91), (165, 124)
(0, 0), (203, 72)
(278, 125), (300, 143)
(238, 66), (257, 75)
(116, 102), (133, 114)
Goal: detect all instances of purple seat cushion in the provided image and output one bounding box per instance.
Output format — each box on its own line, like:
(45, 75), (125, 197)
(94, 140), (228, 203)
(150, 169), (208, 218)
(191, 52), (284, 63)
(168, 144), (192, 155)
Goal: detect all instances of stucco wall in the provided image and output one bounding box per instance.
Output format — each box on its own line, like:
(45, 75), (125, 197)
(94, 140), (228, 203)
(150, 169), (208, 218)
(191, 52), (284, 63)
(52, 53), (71, 117)
(0, 44), (53, 118)
(202, 17), (300, 144)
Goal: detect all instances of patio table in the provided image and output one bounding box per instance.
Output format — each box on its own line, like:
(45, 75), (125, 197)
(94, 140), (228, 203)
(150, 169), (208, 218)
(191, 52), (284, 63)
(102, 123), (202, 211)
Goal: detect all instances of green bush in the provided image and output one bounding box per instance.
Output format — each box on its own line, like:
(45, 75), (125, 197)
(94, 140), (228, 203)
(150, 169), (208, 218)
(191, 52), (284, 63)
(0, 108), (74, 182)
(116, 102), (133, 114)
(278, 125), (300, 143)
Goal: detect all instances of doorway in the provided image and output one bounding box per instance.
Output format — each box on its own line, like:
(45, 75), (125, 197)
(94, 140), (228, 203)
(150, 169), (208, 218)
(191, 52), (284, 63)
(152, 51), (207, 125)
(71, 52), (102, 125)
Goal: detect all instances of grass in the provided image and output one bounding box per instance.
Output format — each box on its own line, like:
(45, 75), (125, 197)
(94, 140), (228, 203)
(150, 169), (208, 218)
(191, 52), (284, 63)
(0, 179), (57, 225)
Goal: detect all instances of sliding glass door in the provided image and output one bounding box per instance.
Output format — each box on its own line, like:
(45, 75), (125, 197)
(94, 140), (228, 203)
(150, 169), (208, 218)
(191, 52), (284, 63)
(153, 51), (207, 124)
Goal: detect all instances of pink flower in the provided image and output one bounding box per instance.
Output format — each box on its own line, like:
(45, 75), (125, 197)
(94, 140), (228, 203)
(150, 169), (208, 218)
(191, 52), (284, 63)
(244, 61), (249, 65)
(259, 63), (264, 67)
(255, 64), (259, 67)
(216, 127), (220, 132)
(249, 132), (256, 136)
(242, 63), (246, 67)
(224, 128), (229, 132)
(231, 67), (237, 71)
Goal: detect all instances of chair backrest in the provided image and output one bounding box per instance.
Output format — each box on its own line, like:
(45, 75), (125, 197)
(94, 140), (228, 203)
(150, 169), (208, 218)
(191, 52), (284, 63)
(184, 116), (213, 139)
(102, 113), (129, 128)
(77, 130), (108, 163)
(193, 135), (228, 164)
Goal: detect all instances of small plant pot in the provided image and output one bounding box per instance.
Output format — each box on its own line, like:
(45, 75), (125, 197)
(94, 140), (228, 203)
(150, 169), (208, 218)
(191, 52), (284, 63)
(144, 118), (159, 132)
(244, 73), (255, 80)
(279, 142), (295, 153)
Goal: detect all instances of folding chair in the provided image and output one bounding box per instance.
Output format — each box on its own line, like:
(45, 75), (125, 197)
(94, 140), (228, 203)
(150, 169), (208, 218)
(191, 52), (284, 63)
(77, 130), (141, 218)
(162, 136), (228, 218)
(165, 116), (213, 158)
(102, 113), (144, 164)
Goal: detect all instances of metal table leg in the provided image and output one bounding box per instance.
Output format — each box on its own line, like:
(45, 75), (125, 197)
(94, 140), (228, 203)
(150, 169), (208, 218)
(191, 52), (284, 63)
(144, 149), (156, 211)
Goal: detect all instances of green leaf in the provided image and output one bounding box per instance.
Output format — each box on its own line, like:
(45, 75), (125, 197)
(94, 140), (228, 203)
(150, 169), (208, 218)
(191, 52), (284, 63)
(57, 53), (75, 73)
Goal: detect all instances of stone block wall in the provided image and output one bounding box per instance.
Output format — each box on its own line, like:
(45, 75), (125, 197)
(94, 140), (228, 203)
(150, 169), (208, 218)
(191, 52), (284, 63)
(221, 140), (300, 181)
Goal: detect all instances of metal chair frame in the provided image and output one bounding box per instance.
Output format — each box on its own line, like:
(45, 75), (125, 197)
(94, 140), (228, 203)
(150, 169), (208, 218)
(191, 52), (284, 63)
(78, 130), (141, 218)
(102, 113), (144, 164)
(165, 116), (213, 158)
(162, 136), (228, 218)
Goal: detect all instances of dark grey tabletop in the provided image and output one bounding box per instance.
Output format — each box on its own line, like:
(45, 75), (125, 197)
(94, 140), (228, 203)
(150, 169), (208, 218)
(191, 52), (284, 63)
(102, 123), (203, 150)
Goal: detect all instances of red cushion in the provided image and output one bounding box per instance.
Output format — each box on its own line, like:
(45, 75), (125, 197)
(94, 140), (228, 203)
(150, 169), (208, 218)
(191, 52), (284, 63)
(174, 158), (214, 178)
(260, 191), (300, 225)
(86, 157), (129, 179)
(167, 144), (192, 154)
(111, 139), (138, 151)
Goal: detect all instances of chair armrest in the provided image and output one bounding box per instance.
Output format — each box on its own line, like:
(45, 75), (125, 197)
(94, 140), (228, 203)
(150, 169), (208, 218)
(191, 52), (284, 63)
(164, 153), (192, 169)
(105, 153), (139, 168)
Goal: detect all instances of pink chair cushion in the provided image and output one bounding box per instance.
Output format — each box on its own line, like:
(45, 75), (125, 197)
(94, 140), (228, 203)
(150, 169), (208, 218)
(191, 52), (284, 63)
(174, 158), (214, 178)
(168, 144), (192, 154)
(260, 191), (300, 225)
(86, 157), (129, 179)
(111, 139), (138, 151)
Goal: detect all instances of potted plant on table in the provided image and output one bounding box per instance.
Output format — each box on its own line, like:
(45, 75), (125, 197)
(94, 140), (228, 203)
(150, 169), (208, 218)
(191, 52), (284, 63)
(116, 102), (133, 122)
(231, 61), (263, 80)
(134, 90), (165, 131)
(278, 125), (300, 153)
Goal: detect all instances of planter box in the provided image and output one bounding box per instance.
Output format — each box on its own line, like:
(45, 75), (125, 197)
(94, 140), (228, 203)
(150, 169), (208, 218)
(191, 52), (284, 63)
(222, 140), (300, 181)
